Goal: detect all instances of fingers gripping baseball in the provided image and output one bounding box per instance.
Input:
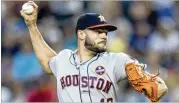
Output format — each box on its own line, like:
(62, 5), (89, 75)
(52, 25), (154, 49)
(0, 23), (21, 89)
(20, 1), (38, 26)
(28, 1), (38, 9)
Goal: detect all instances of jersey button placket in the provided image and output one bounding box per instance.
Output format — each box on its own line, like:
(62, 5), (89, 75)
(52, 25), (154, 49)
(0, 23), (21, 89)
(79, 65), (90, 101)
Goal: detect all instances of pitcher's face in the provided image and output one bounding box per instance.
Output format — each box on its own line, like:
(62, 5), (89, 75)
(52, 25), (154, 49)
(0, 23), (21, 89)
(84, 29), (108, 53)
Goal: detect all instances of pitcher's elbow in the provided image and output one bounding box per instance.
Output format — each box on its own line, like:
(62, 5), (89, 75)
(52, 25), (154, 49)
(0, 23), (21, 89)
(158, 84), (168, 100)
(162, 85), (168, 95)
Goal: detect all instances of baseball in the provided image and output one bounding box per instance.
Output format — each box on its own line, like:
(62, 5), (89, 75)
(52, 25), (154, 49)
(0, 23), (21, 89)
(22, 3), (34, 15)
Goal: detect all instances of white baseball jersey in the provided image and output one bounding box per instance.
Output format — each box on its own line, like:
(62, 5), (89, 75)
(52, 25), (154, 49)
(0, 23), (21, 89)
(49, 49), (136, 102)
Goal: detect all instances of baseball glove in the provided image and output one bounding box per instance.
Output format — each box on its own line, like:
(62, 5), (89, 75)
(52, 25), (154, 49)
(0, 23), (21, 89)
(125, 61), (160, 102)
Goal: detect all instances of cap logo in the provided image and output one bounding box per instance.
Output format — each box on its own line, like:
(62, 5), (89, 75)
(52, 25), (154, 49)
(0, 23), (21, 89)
(98, 15), (106, 22)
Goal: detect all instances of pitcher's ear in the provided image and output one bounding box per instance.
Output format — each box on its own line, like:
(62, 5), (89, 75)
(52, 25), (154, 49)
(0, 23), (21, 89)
(77, 30), (86, 40)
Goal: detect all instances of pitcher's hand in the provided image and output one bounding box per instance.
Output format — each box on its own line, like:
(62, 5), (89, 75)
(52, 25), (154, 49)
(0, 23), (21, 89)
(20, 1), (38, 27)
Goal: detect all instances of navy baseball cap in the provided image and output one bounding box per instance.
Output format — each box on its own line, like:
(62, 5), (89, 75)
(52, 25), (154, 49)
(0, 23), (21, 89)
(76, 13), (117, 33)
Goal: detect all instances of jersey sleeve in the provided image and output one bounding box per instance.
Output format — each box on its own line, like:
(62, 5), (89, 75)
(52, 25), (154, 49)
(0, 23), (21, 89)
(48, 49), (71, 78)
(49, 56), (57, 77)
(114, 53), (138, 82)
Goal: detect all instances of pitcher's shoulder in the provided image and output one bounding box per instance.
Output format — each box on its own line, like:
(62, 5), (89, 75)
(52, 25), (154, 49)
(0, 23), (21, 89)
(102, 52), (129, 57)
(102, 52), (136, 61)
(56, 49), (73, 57)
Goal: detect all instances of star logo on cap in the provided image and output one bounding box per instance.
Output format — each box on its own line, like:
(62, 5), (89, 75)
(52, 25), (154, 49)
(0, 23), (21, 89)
(98, 15), (106, 22)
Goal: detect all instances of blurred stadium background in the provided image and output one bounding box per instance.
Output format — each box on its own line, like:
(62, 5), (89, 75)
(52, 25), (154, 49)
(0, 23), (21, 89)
(1, 1), (179, 102)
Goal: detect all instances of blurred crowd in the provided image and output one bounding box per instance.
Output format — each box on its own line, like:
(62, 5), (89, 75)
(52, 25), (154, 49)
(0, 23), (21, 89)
(1, 1), (179, 102)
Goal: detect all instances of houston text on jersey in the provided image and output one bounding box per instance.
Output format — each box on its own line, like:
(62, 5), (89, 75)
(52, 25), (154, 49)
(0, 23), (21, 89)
(60, 75), (112, 94)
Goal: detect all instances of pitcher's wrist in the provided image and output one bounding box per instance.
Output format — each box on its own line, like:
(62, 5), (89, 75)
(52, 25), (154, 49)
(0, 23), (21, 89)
(27, 23), (37, 28)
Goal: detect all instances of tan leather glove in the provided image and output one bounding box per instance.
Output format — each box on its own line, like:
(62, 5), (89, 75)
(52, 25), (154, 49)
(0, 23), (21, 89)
(125, 62), (160, 102)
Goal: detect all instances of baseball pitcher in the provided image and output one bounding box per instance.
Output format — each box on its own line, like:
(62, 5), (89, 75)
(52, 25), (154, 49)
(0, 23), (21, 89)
(21, 1), (168, 102)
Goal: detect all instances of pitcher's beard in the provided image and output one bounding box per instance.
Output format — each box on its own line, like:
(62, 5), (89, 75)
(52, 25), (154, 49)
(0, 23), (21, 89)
(84, 39), (106, 53)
